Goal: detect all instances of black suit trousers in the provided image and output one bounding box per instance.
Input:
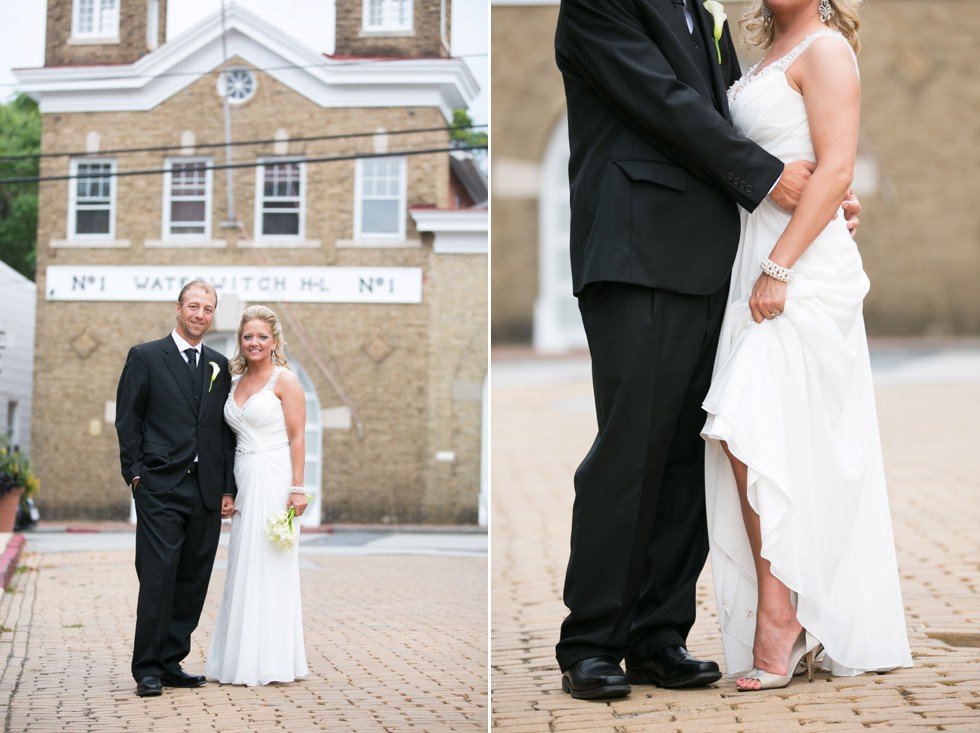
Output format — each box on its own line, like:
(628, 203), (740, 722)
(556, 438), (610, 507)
(556, 280), (727, 671)
(132, 470), (220, 680)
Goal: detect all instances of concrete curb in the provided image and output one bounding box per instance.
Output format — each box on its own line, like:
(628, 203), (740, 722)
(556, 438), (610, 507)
(0, 533), (26, 590)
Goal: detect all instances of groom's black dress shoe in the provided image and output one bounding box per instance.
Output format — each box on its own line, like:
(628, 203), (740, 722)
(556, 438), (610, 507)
(561, 656), (631, 700)
(161, 668), (207, 688)
(627, 645), (722, 688)
(135, 676), (163, 697)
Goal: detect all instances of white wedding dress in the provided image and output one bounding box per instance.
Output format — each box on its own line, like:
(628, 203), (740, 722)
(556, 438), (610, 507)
(702, 32), (913, 676)
(205, 366), (308, 685)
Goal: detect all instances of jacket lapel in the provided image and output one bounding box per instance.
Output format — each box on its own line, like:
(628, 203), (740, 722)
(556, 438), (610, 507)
(661, 0), (694, 45)
(692, 0), (731, 115)
(162, 340), (198, 414)
(197, 347), (218, 423)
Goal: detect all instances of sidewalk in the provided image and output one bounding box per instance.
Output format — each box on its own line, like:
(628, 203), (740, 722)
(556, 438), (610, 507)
(0, 526), (487, 732)
(491, 343), (980, 731)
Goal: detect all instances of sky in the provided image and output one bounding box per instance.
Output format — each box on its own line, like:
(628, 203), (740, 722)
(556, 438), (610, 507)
(0, 0), (488, 124)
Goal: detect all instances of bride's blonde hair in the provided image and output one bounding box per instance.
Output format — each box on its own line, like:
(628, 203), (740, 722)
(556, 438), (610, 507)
(230, 305), (290, 375)
(741, 0), (862, 54)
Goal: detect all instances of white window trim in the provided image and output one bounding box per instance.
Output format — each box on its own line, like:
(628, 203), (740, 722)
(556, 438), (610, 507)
(361, 0), (414, 34)
(354, 156), (407, 242)
(162, 157), (213, 242)
(68, 158), (116, 241)
(253, 158), (307, 243)
(71, 0), (120, 41)
(147, 0), (160, 50)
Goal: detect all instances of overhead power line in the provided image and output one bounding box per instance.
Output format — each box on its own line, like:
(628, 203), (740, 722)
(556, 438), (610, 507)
(0, 144), (487, 186)
(0, 123), (488, 163)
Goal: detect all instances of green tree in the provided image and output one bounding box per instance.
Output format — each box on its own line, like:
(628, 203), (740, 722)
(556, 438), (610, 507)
(450, 109), (487, 150)
(0, 94), (40, 280)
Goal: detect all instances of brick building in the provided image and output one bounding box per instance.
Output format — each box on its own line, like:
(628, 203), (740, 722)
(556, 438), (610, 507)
(491, 0), (980, 350)
(17, 0), (487, 525)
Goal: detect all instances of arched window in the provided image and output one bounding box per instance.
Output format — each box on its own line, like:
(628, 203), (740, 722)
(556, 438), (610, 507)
(533, 114), (587, 353)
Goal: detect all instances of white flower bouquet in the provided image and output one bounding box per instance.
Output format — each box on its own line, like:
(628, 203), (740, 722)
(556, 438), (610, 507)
(266, 507), (300, 552)
(265, 493), (315, 552)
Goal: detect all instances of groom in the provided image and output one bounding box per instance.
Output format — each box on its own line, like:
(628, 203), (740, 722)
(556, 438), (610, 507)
(115, 280), (237, 697)
(553, 0), (844, 699)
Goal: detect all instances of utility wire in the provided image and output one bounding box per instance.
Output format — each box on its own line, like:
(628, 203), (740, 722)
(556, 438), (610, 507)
(0, 123), (488, 163)
(0, 144), (487, 186)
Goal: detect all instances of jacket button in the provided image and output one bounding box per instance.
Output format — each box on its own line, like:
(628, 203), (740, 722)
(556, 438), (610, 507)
(727, 172), (734, 181)
(746, 185), (753, 193)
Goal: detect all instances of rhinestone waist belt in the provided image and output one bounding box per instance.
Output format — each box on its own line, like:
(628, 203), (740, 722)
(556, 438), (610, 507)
(235, 441), (289, 457)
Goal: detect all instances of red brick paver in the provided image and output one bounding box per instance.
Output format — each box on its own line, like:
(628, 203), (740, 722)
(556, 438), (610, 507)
(0, 544), (487, 731)
(491, 357), (980, 732)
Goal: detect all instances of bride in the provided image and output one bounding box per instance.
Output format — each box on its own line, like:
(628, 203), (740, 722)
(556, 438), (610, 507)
(701, 0), (913, 690)
(206, 305), (309, 685)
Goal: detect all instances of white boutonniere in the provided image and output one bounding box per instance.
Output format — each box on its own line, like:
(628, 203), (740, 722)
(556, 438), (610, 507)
(703, 0), (727, 64)
(208, 361), (220, 392)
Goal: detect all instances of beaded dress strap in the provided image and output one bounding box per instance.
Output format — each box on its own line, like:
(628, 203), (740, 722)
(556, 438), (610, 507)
(728, 31), (856, 105)
(267, 366), (284, 391)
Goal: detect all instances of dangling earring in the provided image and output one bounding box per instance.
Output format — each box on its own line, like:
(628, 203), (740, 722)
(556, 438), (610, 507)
(761, 3), (772, 25)
(819, 0), (833, 23)
(271, 349), (278, 365)
(238, 353), (246, 367)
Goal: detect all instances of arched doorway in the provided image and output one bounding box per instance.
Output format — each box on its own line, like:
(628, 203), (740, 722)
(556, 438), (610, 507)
(533, 114), (587, 354)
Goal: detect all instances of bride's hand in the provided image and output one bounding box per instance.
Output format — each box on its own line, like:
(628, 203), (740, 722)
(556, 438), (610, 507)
(749, 273), (787, 324)
(288, 492), (308, 517)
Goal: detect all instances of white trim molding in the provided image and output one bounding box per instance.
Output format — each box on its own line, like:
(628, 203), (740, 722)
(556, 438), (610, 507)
(409, 208), (488, 254)
(15, 3), (478, 122)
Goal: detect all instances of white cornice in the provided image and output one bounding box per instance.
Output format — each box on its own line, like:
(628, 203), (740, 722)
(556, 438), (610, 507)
(410, 208), (488, 254)
(14, 3), (477, 121)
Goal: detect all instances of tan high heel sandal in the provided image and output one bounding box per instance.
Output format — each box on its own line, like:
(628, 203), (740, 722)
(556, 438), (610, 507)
(736, 630), (823, 691)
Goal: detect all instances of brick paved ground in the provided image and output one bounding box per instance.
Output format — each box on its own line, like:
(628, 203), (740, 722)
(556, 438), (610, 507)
(491, 349), (980, 732)
(0, 535), (487, 732)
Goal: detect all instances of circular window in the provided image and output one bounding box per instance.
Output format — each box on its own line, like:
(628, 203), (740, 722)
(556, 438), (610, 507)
(217, 66), (256, 103)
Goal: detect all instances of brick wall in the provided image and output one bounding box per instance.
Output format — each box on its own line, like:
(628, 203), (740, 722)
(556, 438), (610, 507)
(334, 0), (451, 58)
(32, 63), (482, 522)
(423, 249), (488, 524)
(45, 0), (167, 67)
(490, 4), (564, 342)
(490, 0), (980, 340)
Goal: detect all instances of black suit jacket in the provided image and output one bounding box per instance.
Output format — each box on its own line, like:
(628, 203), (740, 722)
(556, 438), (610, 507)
(555, 0), (785, 296)
(115, 335), (236, 511)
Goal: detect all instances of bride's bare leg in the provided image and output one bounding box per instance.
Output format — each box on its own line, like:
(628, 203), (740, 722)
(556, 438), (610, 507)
(720, 441), (803, 691)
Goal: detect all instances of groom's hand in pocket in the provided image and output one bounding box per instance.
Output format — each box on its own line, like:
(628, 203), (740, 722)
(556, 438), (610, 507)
(220, 494), (236, 518)
(769, 159), (815, 212)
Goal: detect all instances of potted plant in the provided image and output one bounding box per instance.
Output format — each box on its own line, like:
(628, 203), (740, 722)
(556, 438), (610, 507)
(0, 438), (36, 533)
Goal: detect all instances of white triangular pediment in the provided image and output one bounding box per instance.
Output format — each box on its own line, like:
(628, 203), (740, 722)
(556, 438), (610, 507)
(14, 3), (477, 121)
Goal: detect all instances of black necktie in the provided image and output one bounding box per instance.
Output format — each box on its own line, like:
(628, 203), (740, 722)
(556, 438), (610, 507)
(184, 348), (200, 397)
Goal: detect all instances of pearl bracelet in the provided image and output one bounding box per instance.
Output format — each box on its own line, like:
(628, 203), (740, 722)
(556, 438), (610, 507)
(289, 487), (307, 494)
(761, 257), (794, 283)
